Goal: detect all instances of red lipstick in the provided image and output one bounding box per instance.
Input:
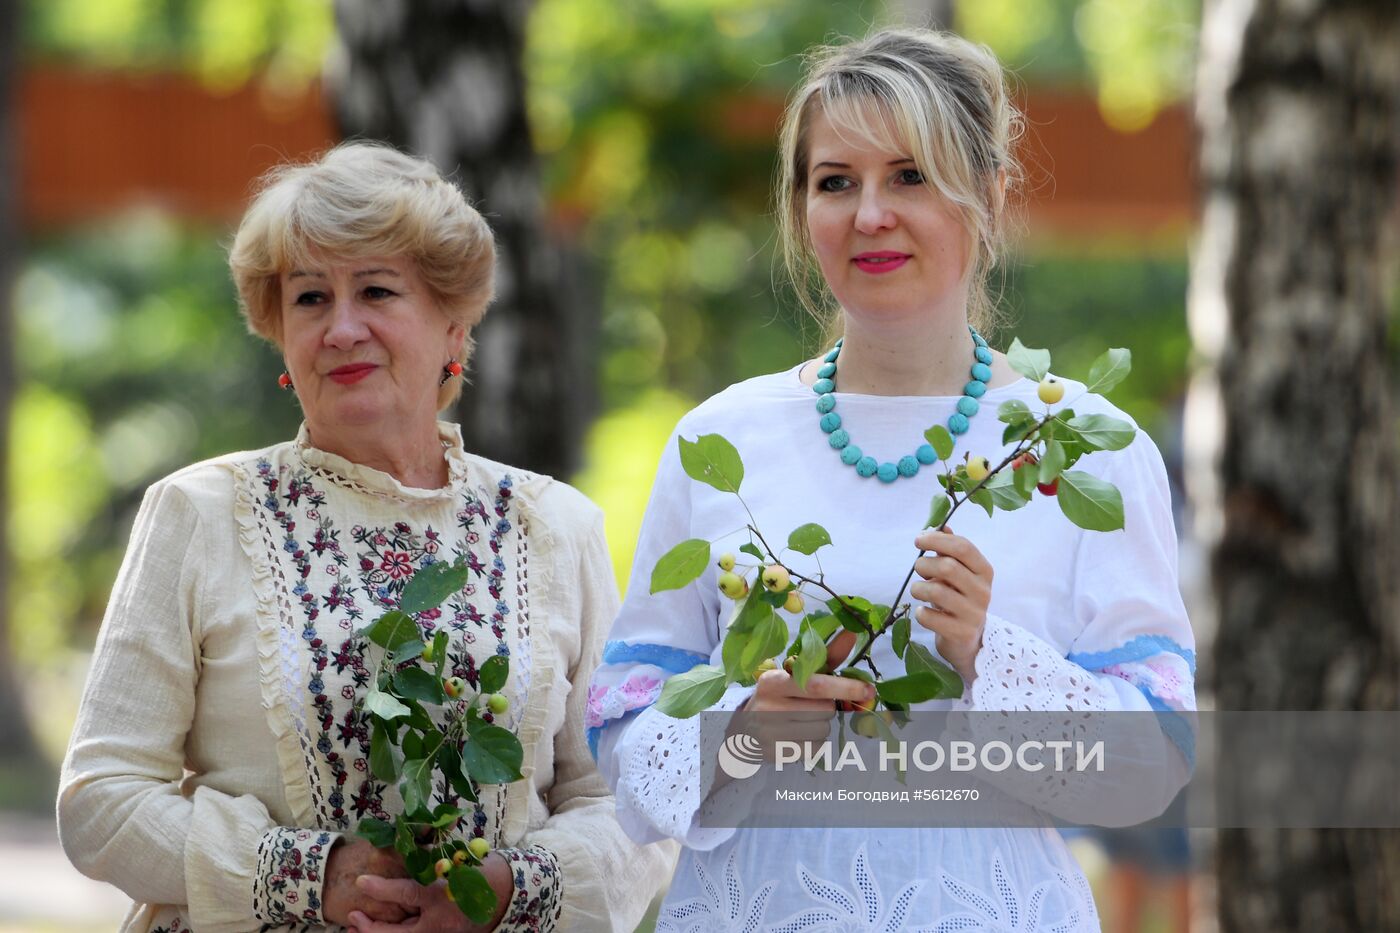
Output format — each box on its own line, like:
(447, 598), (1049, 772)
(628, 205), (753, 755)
(852, 251), (910, 274)
(328, 363), (377, 385)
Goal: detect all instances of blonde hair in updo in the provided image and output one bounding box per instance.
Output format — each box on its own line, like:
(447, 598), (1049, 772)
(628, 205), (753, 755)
(775, 28), (1023, 337)
(229, 141), (496, 409)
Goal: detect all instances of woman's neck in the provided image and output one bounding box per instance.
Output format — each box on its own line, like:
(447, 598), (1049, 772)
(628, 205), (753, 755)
(305, 417), (449, 489)
(830, 313), (979, 397)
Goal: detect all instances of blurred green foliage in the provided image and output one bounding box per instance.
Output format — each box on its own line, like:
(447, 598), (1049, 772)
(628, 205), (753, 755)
(9, 213), (297, 661)
(23, 0), (331, 89)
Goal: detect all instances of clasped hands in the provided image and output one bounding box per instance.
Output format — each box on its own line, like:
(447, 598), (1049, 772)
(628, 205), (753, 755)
(324, 838), (513, 933)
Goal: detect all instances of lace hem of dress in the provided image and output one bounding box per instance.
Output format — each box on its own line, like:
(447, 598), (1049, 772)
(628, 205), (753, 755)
(656, 843), (1099, 933)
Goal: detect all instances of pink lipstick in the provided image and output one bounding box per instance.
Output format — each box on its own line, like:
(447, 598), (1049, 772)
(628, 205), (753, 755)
(853, 251), (910, 274)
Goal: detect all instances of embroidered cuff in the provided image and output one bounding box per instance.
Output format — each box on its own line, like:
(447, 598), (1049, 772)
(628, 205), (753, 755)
(495, 844), (563, 932)
(252, 826), (340, 926)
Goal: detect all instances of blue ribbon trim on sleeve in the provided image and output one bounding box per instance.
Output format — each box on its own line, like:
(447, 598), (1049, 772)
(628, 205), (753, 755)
(1144, 692), (1196, 770)
(1067, 635), (1197, 676)
(601, 641), (710, 673)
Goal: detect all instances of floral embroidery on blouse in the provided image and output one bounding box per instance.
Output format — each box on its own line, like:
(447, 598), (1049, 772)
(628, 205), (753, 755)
(247, 458), (522, 833)
(497, 845), (563, 932)
(251, 827), (334, 926)
(1102, 656), (1192, 709)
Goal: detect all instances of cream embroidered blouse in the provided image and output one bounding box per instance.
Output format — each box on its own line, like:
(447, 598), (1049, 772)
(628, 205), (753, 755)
(58, 422), (675, 933)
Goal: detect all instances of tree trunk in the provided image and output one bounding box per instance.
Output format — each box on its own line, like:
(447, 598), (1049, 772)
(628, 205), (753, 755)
(1190, 1), (1400, 929)
(327, 0), (593, 480)
(0, 0), (37, 762)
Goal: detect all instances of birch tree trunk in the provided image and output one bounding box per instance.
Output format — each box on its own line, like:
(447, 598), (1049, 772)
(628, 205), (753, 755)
(328, 0), (593, 479)
(0, 0), (36, 762)
(1189, 1), (1400, 928)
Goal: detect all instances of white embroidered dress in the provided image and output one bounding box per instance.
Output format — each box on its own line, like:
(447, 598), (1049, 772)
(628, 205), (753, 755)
(59, 422), (674, 933)
(589, 369), (1196, 933)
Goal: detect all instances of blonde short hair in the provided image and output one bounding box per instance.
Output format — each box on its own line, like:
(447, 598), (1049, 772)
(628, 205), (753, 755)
(775, 28), (1023, 337)
(229, 141), (496, 409)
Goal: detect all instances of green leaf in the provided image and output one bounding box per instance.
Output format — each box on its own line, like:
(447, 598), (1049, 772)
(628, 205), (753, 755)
(826, 595), (875, 634)
(1085, 347), (1132, 395)
(1057, 470), (1126, 531)
(1064, 414), (1136, 452)
(654, 664), (727, 718)
(969, 488), (994, 517)
(924, 424), (954, 461)
(393, 666), (445, 705)
(400, 757), (433, 814)
(392, 639), (425, 664)
(370, 722), (404, 782)
(401, 560), (470, 614)
(787, 523), (832, 555)
(362, 611), (421, 652)
(904, 642), (964, 698)
(432, 631), (449, 679)
(478, 655), (509, 694)
(996, 399), (1032, 423)
(393, 817), (414, 857)
(1003, 419), (1036, 446)
(791, 622), (827, 691)
(365, 688), (411, 721)
(986, 471), (1031, 511)
(650, 538), (711, 594)
(431, 803), (464, 829)
(407, 846), (437, 884)
(1039, 441), (1068, 484)
(838, 666), (875, 684)
(461, 724), (525, 784)
(876, 672), (950, 705)
(739, 542), (764, 561)
(740, 610), (789, 677)
(356, 817), (396, 849)
(402, 729), (426, 761)
(1006, 338), (1051, 382)
(678, 434), (744, 494)
(722, 593), (777, 682)
(448, 864), (498, 924)
(891, 616), (911, 659)
(437, 744), (478, 803)
(802, 612), (841, 642)
(926, 493), (952, 529)
(1015, 460), (1039, 497)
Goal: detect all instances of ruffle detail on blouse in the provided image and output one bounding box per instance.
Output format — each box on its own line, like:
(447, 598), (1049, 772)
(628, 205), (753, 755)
(495, 475), (555, 847)
(293, 420), (470, 502)
(231, 459), (319, 830)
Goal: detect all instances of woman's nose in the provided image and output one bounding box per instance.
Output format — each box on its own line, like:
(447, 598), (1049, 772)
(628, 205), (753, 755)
(323, 297), (369, 348)
(853, 187), (897, 235)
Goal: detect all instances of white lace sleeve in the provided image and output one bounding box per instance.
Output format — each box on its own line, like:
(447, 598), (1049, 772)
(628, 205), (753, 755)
(947, 618), (1190, 827)
(598, 683), (755, 850)
(958, 615), (1119, 713)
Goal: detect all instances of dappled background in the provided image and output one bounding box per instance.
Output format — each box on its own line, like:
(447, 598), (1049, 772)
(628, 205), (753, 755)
(0, 1), (1271, 930)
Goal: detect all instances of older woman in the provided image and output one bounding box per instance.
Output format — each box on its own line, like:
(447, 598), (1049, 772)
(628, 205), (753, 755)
(58, 142), (673, 933)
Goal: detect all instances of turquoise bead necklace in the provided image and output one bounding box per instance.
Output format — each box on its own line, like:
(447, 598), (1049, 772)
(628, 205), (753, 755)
(812, 325), (992, 483)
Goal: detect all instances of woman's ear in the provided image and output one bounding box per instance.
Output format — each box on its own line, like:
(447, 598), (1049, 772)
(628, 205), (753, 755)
(447, 320), (468, 360)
